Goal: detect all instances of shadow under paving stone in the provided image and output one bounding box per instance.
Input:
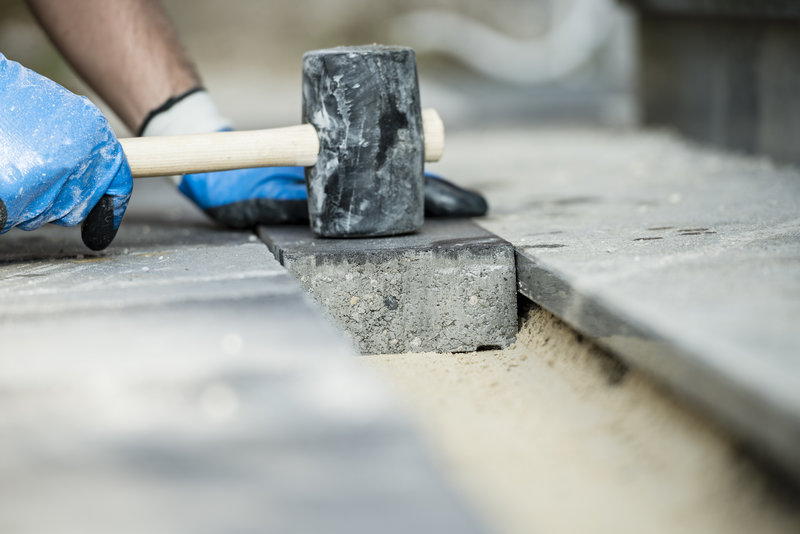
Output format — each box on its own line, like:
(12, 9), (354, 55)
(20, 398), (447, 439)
(0, 179), (486, 533)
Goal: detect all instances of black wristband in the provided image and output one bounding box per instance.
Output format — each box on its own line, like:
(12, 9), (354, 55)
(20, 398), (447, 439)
(137, 86), (206, 137)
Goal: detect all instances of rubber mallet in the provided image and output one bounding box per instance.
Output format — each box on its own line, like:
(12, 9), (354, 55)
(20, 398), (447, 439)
(120, 45), (442, 238)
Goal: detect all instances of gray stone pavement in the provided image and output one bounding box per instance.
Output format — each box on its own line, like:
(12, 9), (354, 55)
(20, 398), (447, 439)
(0, 179), (484, 533)
(4, 121), (800, 526)
(432, 126), (800, 480)
(259, 220), (517, 354)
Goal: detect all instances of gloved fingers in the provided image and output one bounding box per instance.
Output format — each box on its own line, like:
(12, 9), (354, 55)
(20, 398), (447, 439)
(46, 143), (131, 225)
(16, 165), (130, 234)
(29, 149), (132, 251)
(27, 183), (104, 230)
(178, 167), (308, 229)
(424, 172), (488, 218)
(201, 169), (308, 228)
(80, 195), (117, 251)
(205, 198), (309, 229)
(103, 156), (134, 230)
(13, 181), (70, 231)
(80, 158), (133, 251)
(0, 199), (7, 234)
(204, 170), (307, 228)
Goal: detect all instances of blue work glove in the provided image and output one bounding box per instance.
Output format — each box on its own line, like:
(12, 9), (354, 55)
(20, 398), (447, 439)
(179, 166), (309, 228)
(178, 167), (487, 229)
(0, 54), (132, 250)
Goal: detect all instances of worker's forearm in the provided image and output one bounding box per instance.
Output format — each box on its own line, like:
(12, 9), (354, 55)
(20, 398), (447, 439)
(26, 0), (201, 132)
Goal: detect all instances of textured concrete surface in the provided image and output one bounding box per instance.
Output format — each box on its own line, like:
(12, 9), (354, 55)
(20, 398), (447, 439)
(431, 126), (800, 481)
(258, 220), (517, 354)
(0, 179), (485, 533)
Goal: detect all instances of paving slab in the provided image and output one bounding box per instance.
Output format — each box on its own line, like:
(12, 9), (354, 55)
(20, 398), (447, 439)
(432, 126), (800, 480)
(258, 220), (517, 354)
(0, 179), (485, 533)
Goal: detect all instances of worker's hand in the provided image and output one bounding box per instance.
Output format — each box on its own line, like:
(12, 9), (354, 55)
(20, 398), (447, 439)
(0, 54), (132, 250)
(178, 167), (487, 229)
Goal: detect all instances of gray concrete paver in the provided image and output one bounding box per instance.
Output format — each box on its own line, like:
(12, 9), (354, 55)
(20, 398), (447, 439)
(259, 220), (518, 354)
(0, 179), (485, 533)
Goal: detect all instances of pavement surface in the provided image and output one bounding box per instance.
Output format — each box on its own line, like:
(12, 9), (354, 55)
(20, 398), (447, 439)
(0, 179), (484, 534)
(2, 125), (800, 532)
(430, 125), (800, 481)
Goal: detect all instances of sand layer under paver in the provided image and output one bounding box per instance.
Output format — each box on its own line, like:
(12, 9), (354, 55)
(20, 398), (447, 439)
(364, 306), (800, 534)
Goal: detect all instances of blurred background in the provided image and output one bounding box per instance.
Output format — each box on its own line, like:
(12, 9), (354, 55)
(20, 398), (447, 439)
(3, 1), (800, 162)
(0, 0), (637, 133)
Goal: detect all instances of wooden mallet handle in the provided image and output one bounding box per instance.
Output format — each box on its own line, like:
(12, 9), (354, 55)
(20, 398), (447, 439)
(119, 108), (445, 178)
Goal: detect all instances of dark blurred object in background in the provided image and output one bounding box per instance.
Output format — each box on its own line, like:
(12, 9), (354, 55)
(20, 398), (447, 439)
(625, 0), (800, 167)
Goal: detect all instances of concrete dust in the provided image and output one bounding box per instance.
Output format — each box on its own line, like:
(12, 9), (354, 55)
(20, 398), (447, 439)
(362, 305), (800, 534)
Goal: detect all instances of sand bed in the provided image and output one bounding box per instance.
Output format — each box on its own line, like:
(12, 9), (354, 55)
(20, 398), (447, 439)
(363, 305), (800, 534)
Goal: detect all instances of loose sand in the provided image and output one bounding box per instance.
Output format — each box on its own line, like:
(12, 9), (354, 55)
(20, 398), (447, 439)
(362, 305), (800, 534)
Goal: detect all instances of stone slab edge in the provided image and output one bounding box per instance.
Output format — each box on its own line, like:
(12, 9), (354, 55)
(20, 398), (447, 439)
(258, 220), (518, 355)
(515, 250), (800, 482)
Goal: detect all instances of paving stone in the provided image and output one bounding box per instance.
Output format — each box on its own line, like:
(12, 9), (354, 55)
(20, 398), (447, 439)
(439, 126), (800, 480)
(0, 179), (485, 533)
(258, 220), (517, 354)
